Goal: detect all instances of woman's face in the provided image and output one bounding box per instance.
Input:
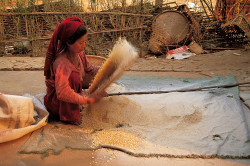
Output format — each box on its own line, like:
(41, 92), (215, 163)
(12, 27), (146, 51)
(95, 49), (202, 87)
(68, 34), (87, 54)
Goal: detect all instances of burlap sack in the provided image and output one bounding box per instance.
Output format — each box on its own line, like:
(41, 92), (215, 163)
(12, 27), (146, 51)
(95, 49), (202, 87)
(0, 94), (35, 131)
(0, 93), (48, 143)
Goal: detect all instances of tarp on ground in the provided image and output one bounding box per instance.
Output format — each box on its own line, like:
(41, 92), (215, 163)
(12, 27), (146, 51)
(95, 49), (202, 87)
(19, 75), (250, 158)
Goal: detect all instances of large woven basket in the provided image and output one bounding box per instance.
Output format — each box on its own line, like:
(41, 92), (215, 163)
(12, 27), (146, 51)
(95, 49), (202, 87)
(86, 55), (106, 66)
(149, 10), (191, 54)
(221, 14), (250, 38)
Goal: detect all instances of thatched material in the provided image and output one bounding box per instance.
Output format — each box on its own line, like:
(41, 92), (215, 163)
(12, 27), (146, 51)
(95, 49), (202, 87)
(88, 38), (138, 94)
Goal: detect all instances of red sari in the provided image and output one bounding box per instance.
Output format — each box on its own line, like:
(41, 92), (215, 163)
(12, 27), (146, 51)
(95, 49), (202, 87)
(44, 17), (100, 122)
(44, 52), (99, 122)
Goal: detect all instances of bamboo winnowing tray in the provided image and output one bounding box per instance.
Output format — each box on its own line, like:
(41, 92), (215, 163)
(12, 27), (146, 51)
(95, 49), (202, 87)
(88, 39), (138, 94)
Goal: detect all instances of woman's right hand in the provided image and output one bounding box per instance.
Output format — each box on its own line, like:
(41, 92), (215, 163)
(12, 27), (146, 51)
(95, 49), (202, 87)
(86, 97), (96, 104)
(87, 90), (108, 104)
(81, 90), (95, 104)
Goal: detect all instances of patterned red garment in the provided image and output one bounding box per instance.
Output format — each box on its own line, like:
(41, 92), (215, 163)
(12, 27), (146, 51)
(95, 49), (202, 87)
(44, 17), (99, 122)
(44, 52), (99, 122)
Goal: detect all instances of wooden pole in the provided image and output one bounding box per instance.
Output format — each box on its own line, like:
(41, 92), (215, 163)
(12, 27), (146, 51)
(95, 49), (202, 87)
(202, 0), (216, 20)
(0, 26), (149, 43)
(122, 0), (126, 12)
(121, 0), (126, 29)
(0, 12), (153, 17)
(108, 82), (250, 96)
(139, 0), (144, 58)
(141, 0), (143, 13)
(200, 0), (211, 22)
(155, 0), (163, 8)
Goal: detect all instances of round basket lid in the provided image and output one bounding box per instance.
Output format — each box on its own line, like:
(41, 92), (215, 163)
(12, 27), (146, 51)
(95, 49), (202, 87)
(151, 11), (190, 45)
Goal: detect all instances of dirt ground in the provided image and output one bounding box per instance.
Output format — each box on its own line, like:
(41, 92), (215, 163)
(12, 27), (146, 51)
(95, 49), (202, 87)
(1, 49), (250, 93)
(0, 49), (250, 166)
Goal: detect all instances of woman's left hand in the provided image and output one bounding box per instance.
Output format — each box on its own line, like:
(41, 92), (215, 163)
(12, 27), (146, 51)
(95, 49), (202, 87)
(99, 90), (109, 97)
(81, 90), (90, 97)
(81, 90), (108, 97)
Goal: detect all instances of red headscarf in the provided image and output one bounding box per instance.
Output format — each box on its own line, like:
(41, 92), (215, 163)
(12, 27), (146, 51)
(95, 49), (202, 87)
(44, 17), (83, 78)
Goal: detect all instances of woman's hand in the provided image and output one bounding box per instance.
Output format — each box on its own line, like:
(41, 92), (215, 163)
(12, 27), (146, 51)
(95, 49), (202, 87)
(81, 90), (108, 104)
(89, 90), (108, 103)
(98, 90), (108, 97)
(81, 90), (89, 97)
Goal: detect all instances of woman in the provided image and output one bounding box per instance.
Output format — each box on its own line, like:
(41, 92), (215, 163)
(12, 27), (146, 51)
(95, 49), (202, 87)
(44, 17), (105, 125)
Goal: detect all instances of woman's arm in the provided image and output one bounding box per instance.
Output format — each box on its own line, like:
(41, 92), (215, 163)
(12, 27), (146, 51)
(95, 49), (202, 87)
(54, 62), (94, 104)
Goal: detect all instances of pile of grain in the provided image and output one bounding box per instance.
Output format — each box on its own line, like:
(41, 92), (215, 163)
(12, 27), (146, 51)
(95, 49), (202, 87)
(92, 130), (142, 150)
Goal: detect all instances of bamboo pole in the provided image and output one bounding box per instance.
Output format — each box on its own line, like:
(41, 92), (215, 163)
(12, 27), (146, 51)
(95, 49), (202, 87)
(202, 0), (216, 17)
(155, 0), (163, 8)
(200, 0), (211, 22)
(108, 82), (250, 96)
(121, 0), (126, 29)
(0, 26), (149, 43)
(141, 0), (144, 13)
(0, 12), (153, 17)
